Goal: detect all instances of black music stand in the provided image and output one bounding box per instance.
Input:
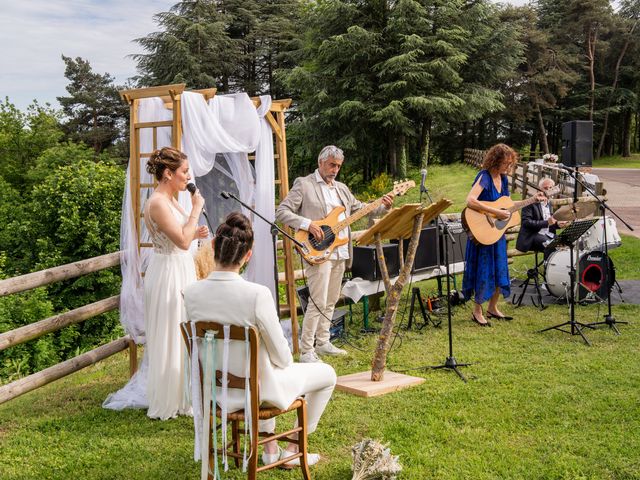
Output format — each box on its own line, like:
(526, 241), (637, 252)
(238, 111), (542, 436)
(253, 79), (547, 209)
(539, 218), (598, 345)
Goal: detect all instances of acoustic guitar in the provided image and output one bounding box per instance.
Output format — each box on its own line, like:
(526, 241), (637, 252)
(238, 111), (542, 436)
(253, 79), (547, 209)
(294, 180), (415, 264)
(462, 186), (560, 246)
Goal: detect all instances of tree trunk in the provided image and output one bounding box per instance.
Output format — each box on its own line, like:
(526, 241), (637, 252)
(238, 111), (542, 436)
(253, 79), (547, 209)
(398, 135), (407, 178)
(536, 104), (549, 155)
(388, 134), (397, 177)
(597, 20), (637, 158)
(624, 110), (632, 157)
(420, 118), (432, 170)
(371, 213), (424, 381)
(587, 27), (598, 122)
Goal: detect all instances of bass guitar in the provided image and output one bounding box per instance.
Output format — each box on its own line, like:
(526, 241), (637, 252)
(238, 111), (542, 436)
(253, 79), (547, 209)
(462, 186), (560, 245)
(295, 180), (415, 264)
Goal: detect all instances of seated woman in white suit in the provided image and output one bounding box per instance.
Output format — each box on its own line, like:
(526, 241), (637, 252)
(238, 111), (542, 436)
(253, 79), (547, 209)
(183, 212), (336, 467)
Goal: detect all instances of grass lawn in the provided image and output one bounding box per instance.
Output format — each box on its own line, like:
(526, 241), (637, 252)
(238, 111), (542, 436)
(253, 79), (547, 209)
(1, 163), (639, 479)
(593, 153), (640, 168)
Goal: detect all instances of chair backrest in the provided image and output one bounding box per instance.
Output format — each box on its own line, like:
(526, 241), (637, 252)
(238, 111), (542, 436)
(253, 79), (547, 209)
(180, 321), (260, 414)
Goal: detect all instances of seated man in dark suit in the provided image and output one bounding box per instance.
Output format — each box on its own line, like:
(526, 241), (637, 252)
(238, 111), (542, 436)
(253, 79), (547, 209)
(516, 178), (564, 259)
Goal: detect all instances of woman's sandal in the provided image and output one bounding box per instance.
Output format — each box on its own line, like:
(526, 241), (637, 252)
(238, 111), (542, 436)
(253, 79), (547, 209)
(487, 311), (513, 321)
(471, 312), (491, 327)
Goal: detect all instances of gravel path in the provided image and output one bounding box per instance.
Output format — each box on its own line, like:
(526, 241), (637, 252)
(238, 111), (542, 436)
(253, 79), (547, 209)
(591, 168), (640, 239)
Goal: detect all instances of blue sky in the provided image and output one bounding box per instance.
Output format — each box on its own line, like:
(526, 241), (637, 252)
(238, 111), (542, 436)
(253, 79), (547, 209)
(0, 0), (175, 111)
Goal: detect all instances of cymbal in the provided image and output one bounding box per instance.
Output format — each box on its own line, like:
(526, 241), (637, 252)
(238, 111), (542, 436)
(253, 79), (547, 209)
(552, 202), (598, 221)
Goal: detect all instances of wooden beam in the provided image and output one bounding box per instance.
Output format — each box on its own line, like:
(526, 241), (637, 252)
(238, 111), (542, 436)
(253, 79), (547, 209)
(0, 337), (131, 405)
(192, 87), (217, 101)
(134, 120), (174, 129)
(119, 84), (186, 101)
(0, 296), (120, 352)
(264, 111), (283, 141)
(0, 253), (121, 297)
(251, 97), (292, 112)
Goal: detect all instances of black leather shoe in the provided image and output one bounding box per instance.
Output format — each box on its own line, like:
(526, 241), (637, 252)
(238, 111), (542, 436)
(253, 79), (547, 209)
(487, 311), (513, 321)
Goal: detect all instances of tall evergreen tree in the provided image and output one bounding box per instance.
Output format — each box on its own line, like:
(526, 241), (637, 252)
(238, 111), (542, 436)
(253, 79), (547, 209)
(133, 0), (241, 89)
(57, 56), (126, 154)
(501, 6), (578, 155)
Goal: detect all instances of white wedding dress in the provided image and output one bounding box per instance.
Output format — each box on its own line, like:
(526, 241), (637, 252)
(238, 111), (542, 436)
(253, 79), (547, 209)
(144, 202), (196, 419)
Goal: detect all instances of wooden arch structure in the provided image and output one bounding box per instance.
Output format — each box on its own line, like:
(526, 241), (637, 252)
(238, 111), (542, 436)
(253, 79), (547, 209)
(119, 83), (300, 352)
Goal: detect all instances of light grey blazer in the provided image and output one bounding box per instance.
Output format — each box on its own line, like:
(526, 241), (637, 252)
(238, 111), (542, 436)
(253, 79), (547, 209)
(183, 271), (301, 411)
(275, 173), (385, 267)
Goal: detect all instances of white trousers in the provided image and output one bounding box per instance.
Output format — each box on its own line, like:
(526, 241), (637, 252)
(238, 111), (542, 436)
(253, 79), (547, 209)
(301, 259), (346, 353)
(259, 362), (336, 435)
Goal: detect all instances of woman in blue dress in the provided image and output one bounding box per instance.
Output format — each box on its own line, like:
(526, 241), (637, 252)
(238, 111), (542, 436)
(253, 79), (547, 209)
(462, 144), (544, 326)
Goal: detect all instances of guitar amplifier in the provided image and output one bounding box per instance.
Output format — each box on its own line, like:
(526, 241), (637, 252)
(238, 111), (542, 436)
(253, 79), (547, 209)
(439, 222), (468, 265)
(392, 226), (439, 273)
(351, 244), (400, 281)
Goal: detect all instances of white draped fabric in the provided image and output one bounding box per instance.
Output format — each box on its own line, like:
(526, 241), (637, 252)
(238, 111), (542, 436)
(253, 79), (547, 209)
(104, 92), (277, 411)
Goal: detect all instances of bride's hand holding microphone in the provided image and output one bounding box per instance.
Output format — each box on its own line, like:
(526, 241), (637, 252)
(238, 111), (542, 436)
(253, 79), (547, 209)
(186, 183), (209, 239)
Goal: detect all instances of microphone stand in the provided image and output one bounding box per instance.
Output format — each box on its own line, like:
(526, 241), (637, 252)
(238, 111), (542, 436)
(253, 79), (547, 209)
(219, 191), (306, 319)
(429, 221), (470, 382)
(563, 170), (632, 334)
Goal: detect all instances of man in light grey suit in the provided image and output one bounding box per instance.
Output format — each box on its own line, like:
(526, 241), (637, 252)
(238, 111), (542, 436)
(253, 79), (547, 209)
(276, 146), (393, 363)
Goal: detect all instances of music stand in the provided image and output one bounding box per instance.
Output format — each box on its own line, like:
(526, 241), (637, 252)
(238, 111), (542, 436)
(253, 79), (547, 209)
(539, 218), (598, 345)
(335, 200), (450, 396)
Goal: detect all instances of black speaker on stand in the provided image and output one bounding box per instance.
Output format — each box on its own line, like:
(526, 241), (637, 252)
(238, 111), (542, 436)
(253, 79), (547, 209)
(562, 120), (593, 167)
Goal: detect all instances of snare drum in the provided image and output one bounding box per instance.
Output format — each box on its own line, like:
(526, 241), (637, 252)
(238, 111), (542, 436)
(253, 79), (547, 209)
(579, 217), (622, 252)
(544, 249), (615, 301)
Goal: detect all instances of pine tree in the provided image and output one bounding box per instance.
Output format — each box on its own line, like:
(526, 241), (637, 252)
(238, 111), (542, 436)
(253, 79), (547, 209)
(57, 56), (126, 154)
(501, 6), (578, 155)
(133, 0), (241, 89)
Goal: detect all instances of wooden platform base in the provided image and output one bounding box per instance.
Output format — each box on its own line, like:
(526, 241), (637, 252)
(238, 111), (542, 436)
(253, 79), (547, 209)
(335, 370), (425, 398)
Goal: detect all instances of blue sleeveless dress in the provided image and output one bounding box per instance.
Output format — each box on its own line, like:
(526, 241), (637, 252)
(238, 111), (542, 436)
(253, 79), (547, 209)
(462, 170), (511, 304)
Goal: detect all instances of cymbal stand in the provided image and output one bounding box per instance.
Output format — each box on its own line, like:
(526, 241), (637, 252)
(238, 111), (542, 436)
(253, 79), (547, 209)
(586, 203), (627, 333)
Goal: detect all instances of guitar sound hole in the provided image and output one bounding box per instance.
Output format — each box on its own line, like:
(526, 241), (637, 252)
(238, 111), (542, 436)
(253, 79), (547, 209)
(309, 225), (335, 250)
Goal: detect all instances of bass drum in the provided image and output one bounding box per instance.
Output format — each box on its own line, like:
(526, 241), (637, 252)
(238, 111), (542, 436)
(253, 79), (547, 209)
(544, 249), (615, 301)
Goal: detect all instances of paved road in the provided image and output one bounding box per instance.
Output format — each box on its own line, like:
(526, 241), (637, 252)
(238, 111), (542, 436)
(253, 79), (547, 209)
(591, 168), (640, 239)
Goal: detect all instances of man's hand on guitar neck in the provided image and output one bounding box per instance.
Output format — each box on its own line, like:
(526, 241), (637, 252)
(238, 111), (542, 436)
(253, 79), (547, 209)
(308, 223), (324, 241)
(382, 194), (393, 209)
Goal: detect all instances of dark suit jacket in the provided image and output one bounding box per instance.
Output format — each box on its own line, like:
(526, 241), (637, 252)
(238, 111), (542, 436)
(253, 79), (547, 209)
(516, 203), (558, 252)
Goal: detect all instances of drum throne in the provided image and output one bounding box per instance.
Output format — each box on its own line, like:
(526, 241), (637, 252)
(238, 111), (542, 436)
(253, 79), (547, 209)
(512, 251), (547, 310)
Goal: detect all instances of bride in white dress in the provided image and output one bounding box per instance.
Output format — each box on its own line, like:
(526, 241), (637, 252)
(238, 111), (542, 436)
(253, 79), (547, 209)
(143, 147), (208, 420)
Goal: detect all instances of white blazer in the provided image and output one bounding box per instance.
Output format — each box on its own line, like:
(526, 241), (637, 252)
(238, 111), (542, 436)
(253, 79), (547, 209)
(183, 271), (303, 411)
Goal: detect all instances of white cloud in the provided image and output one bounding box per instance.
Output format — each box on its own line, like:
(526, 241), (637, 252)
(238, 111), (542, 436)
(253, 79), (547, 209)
(0, 0), (175, 110)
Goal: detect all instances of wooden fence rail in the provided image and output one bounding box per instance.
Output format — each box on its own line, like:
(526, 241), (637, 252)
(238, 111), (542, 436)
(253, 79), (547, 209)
(0, 252), (134, 406)
(0, 252), (121, 297)
(0, 296), (120, 352)
(0, 336), (133, 404)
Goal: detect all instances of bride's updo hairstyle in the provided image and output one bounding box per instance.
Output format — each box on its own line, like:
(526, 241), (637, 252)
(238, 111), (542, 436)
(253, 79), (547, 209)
(214, 212), (254, 267)
(146, 147), (187, 181)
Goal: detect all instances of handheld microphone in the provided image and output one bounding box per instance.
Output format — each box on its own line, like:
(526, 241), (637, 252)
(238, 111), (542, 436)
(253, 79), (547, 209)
(186, 183), (213, 233)
(420, 168), (427, 193)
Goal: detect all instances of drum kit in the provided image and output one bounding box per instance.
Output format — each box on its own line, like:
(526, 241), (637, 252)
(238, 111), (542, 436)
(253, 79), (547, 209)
(543, 204), (621, 302)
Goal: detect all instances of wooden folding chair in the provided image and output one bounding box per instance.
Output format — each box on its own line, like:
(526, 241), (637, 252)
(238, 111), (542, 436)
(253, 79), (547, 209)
(181, 321), (311, 480)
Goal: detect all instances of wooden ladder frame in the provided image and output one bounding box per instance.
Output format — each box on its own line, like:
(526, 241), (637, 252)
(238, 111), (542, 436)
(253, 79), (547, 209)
(119, 84), (300, 353)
